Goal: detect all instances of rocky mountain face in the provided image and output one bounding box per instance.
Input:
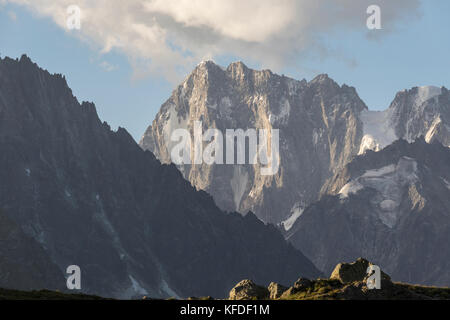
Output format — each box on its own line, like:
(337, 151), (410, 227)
(287, 138), (450, 287)
(141, 61), (450, 229)
(0, 55), (321, 298)
(358, 86), (450, 155)
(0, 209), (64, 291)
(140, 61), (366, 224)
(140, 61), (450, 287)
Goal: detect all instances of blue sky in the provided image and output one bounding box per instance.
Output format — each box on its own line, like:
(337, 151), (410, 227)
(0, 1), (449, 141)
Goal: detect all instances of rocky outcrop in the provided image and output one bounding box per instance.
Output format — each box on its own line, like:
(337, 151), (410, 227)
(330, 258), (390, 284)
(293, 277), (313, 289)
(229, 280), (269, 300)
(0, 55), (321, 298)
(278, 278), (313, 298)
(267, 282), (288, 299)
(228, 259), (450, 300)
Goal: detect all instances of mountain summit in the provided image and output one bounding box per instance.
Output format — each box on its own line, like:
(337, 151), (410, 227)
(141, 61), (450, 228)
(140, 61), (366, 224)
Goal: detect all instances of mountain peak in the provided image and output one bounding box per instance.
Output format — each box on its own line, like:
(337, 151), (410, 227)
(227, 61), (248, 70)
(143, 58), (368, 224)
(310, 73), (336, 85)
(414, 85), (442, 105)
(19, 54), (33, 64)
(190, 60), (225, 81)
(394, 85), (443, 106)
(196, 59), (218, 68)
(226, 61), (251, 79)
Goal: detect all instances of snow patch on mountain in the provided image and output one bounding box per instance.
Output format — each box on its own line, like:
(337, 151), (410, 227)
(359, 110), (397, 155)
(359, 86), (443, 155)
(361, 163), (397, 178)
(442, 178), (450, 191)
(281, 202), (305, 231)
(339, 157), (419, 228)
(339, 162), (400, 198)
(129, 275), (148, 296)
(339, 181), (364, 199)
(159, 279), (179, 298)
(93, 204), (130, 262)
(359, 135), (381, 154)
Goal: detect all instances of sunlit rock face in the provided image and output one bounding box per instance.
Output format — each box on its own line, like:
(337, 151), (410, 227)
(142, 61), (450, 228)
(359, 86), (450, 155)
(141, 61), (367, 224)
(142, 63), (450, 288)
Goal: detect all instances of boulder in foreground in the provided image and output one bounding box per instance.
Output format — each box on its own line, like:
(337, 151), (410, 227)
(228, 258), (450, 300)
(228, 280), (269, 300)
(330, 258), (391, 284)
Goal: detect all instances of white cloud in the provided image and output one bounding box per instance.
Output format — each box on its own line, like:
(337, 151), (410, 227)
(144, 0), (298, 43)
(5, 0), (420, 82)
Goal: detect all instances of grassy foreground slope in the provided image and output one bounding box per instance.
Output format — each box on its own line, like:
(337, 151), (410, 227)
(228, 258), (450, 300)
(0, 288), (105, 300)
(280, 279), (450, 300)
(2, 258), (450, 300)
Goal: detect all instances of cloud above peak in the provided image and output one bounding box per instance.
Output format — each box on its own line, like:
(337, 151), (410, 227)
(5, 0), (421, 82)
(144, 0), (298, 43)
